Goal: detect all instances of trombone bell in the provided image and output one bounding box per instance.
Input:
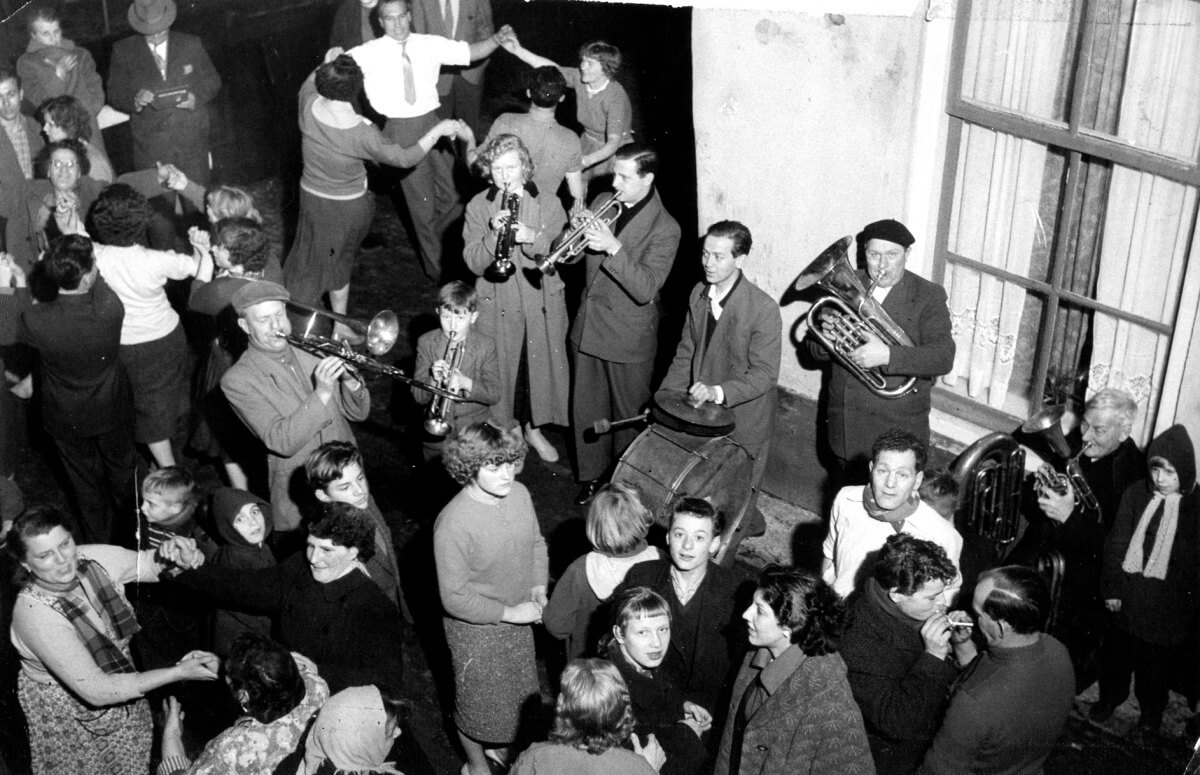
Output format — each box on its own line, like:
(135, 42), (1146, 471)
(287, 300), (400, 357)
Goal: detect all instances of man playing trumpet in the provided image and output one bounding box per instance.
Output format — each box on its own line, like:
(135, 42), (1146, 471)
(569, 142), (680, 504)
(221, 281), (370, 535)
(807, 218), (954, 481)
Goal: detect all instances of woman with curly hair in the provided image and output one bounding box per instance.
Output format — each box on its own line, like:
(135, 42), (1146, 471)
(713, 566), (874, 775)
(462, 133), (569, 462)
(168, 501), (403, 695)
(512, 659), (665, 774)
(37, 95), (114, 182)
(91, 182), (207, 468)
(434, 421), (548, 775)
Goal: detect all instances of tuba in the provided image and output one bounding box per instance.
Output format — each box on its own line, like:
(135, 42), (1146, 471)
(423, 333), (464, 438)
(534, 196), (623, 276)
(1021, 405), (1101, 517)
(485, 189), (519, 282)
(794, 236), (917, 399)
(951, 432), (1026, 552)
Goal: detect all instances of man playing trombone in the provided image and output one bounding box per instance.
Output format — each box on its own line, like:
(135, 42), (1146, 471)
(221, 281), (370, 535)
(806, 219), (954, 481)
(569, 142), (680, 504)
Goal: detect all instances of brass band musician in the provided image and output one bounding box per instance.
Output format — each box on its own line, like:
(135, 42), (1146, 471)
(806, 219), (954, 480)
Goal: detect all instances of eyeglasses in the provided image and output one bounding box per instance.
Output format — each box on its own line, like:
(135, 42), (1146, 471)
(866, 250), (905, 262)
(51, 159), (77, 171)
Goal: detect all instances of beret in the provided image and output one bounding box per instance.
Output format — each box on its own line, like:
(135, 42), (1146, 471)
(232, 280), (290, 314)
(859, 219), (915, 249)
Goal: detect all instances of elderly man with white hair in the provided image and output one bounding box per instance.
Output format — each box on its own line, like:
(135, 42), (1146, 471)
(1033, 387), (1145, 694)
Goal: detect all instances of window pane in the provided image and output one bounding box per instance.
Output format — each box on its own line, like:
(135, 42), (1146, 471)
(947, 124), (1063, 285)
(960, 0), (1074, 123)
(941, 265), (1043, 416)
(1077, 0), (1200, 162)
(1087, 312), (1171, 444)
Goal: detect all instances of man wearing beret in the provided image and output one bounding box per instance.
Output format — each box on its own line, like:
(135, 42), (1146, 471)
(107, 0), (221, 184)
(808, 218), (954, 480)
(221, 281), (370, 535)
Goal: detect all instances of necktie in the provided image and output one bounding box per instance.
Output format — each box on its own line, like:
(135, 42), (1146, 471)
(152, 46), (167, 79)
(401, 41), (416, 105)
(443, 0), (455, 36)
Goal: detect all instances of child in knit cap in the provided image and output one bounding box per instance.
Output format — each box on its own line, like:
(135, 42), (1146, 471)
(1095, 424), (1200, 737)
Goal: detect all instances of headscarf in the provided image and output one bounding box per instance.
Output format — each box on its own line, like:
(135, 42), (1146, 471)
(211, 487), (275, 570)
(303, 685), (401, 774)
(1122, 425), (1195, 580)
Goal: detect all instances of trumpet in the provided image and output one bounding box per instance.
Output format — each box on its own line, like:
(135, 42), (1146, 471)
(280, 304), (464, 402)
(423, 333), (464, 437)
(534, 195), (623, 276)
(1021, 404), (1101, 516)
(486, 189), (519, 282)
(795, 236), (917, 399)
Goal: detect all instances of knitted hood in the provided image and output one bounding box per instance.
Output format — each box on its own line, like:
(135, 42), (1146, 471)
(211, 487), (274, 547)
(1147, 424), (1196, 493)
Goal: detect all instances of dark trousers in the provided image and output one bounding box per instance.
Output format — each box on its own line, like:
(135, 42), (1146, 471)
(571, 348), (653, 482)
(384, 112), (458, 282)
(436, 74), (485, 140)
(53, 426), (137, 545)
(1098, 627), (1176, 722)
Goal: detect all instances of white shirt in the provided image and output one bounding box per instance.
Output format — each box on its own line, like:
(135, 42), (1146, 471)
(148, 39), (169, 74)
(822, 485), (964, 600)
(349, 33), (470, 118)
(94, 243), (196, 344)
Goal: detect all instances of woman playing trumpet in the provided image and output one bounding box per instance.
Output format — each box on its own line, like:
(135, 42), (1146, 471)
(462, 134), (569, 462)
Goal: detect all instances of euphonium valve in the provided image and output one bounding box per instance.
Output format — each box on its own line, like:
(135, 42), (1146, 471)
(424, 333), (464, 438)
(535, 196), (623, 276)
(485, 190), (519, 282)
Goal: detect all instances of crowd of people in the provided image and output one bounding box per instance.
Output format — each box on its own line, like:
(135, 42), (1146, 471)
(0, 0), (1195, 774)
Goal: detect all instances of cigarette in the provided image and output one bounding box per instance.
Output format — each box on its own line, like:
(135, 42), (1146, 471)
(948, 621), (974, 629)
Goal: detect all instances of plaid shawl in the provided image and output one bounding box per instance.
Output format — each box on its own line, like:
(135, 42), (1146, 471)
(27, 558), (141, 675)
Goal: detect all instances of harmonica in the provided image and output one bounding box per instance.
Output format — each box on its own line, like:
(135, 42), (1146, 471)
(948, 621), (974, 629)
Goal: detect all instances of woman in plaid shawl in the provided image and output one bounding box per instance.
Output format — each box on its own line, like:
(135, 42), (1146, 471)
(6, 505), (221, 774)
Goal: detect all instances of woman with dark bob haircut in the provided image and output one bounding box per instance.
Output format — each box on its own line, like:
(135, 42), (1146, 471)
(157, 632), (329, 774)
(37, 95), (115, 182)
(167, 501), (402, 695)
(6, 505), (220, 773)
(512, 659), (666, 774)
(713, 566), (874, 775)
(283, 52), (465, 342)
(434, 421), (548, 774)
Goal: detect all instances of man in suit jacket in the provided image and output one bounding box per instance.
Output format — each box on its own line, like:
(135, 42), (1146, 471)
(657, 220), (781, 536)
(106, 0), (220, 183)
(809, 218), (954, 479)
(411, 0), (493, 137)
(221, 281), (370, 534)
(0, 68), (43, 249)
(571, 142), (680, 503)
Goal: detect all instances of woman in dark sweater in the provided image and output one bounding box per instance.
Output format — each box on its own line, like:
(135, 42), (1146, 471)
(1097, 424), (1200, 734)
(167, 501), (403, 695)
(603, 587), (711, 775)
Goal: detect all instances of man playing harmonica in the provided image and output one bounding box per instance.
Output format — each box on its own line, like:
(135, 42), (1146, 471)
(807, 219), (954, 481)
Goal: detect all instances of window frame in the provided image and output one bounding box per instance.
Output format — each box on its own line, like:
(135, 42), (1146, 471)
(931, 0), (1199, 430)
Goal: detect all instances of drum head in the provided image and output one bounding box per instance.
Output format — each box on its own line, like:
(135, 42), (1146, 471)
(652, 391), (735, 437)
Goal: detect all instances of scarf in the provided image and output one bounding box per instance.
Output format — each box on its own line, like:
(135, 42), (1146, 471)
(1121, 492), (1182, 580)
(303, 686), (401, 774)
(25, 558), (140, 674)
(862, 485), (920, 528)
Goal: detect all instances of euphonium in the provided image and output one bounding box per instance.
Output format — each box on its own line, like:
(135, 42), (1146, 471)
(485, 189), (519, 282)
(794, 236), (917, 399)
(423, 333), (464, 438)
(1021, 405), (1102, 516)
(950, 432), (1026, 550)
(534, 195), (623, 276)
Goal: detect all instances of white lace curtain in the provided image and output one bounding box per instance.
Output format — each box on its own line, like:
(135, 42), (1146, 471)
(942, 0), (1200, 442)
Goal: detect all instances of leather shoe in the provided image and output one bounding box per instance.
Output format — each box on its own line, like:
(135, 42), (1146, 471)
(575, 480), (602, 505)
(1087, 702), (1116, 724)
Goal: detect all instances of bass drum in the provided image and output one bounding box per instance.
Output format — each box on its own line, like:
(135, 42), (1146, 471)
(612, 425), (754, 565)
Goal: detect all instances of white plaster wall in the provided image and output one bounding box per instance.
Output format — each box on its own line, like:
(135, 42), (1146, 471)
(692, 8), (927, 401)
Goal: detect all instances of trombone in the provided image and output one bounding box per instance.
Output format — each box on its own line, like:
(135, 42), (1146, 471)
(281, 301), (464, 402)
(534, 196), (623, 276)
